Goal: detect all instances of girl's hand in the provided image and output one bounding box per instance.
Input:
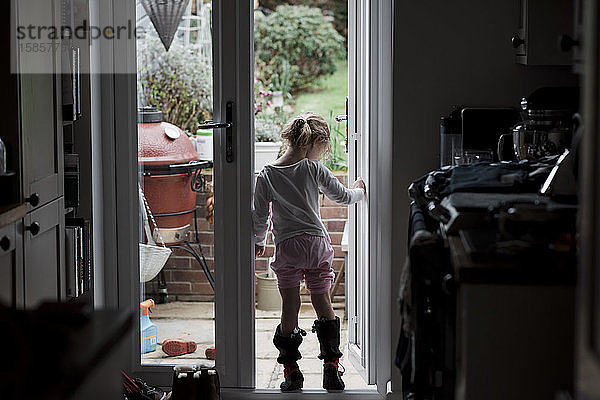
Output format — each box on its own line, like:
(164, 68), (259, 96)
(255, 245), (266, 258)
(353, 178), (367, 198)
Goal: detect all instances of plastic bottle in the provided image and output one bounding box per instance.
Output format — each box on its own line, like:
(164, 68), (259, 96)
(195, 129), (213, 160)
(140, 299), (158, 354)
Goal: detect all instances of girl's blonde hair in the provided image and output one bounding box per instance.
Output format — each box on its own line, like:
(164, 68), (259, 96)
(281, 112), (331, 151)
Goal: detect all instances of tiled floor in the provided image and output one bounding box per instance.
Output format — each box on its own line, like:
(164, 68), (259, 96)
(141, 302), (374, 390)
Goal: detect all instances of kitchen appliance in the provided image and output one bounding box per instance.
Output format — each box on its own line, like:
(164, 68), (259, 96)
(440, 114), (462, 166)
(539, 113), (582, 202)
(439, 107), (519, 166)
(138, 107), (209, 245)
(498, 109), (573, 161)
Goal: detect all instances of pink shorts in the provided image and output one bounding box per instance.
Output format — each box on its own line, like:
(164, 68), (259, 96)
(270, 234), (335, 294)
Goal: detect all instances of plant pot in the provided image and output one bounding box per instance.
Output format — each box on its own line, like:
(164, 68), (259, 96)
(255, 141), (282, 172)
(256, 272), (281, 311)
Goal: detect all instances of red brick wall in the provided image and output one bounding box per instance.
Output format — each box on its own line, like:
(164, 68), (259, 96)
(145, 172), (348, 303)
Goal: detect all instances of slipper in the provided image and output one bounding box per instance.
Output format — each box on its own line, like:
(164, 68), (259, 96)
(162, 339), (197, 357)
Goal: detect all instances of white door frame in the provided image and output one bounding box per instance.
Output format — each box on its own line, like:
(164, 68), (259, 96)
(92, 0), (255, 388)
(212, 0), (256, 389)
(94, 0), (394, 396)
(347, 0), (393, 394)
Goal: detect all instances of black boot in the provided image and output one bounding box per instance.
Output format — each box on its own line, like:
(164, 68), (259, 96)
(312, 316), (345, 391)
(273, 324), (306, 391)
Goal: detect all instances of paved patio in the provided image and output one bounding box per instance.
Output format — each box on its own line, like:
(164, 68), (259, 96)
(141, 302), (374, 390)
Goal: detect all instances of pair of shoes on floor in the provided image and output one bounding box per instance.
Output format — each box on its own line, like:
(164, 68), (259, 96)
(279, 360), (345, 392)
(162, 339), (197, 357)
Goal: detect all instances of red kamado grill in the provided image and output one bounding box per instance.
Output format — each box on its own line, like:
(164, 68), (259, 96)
(138, 107), (211, 245)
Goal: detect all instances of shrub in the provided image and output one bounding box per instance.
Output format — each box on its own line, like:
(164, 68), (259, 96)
(254, 5), (345, 92)
(254, 111), (289, 142)
(137, 34), (212, 132)
(259, 0), (348, 46)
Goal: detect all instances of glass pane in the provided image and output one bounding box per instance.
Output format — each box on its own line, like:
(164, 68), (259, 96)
(136, 0), (216, 367)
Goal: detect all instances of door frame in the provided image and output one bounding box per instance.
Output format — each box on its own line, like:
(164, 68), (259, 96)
(94, 0), (394, 396)
(577, 0), (600, 397)
(93, 0), (256, 388)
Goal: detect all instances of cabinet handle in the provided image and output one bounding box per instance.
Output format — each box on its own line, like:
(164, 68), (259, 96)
(511, 34), (525, 48)
(25, 193), (40, 207)
(559, 34), (580, 52)
(0, 236), (10, 251)
(26, 222), (40, 236)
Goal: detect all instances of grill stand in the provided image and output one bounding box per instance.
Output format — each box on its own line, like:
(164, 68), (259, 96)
(155, 205), (215, 304)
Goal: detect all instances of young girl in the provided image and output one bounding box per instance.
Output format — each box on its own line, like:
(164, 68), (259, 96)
(252, 112), (366, 392)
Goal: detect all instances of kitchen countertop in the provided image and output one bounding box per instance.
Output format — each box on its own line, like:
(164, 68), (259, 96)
(0, 203), (26, 228)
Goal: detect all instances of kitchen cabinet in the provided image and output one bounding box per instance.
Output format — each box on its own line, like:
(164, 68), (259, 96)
(23, 197), (65, 308)
(18, 0), (64, 211)
(0, 221), (24, 309)
(512, 0), (574, 66)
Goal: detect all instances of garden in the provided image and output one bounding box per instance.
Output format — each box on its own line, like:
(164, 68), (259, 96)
(137, 0), (349, 172)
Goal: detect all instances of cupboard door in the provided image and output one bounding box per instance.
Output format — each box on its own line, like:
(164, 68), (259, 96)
(23, 197), (65, 308)
(0, 221), (24, 309)
(514, 0), (575, 66)
(17, 0), (63, 211)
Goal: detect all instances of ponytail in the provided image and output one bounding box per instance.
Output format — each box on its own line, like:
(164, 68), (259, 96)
(281, 113), (330, 150)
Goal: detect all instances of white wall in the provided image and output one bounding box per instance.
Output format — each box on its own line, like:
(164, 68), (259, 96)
(390, 0), (578, 391)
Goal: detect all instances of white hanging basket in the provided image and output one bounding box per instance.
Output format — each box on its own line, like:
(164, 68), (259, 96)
(140, 243), (172, 283)
(139, 186), (172, 283)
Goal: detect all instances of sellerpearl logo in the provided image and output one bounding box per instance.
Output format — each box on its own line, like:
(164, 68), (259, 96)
(11, 0), (145, 75)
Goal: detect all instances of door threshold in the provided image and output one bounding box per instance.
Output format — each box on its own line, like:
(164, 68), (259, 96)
(221, 388), (383, 400)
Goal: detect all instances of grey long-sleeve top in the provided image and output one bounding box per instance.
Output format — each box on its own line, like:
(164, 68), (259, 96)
(252, 158), (364, 246)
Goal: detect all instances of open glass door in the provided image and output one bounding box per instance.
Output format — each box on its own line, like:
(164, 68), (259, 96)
(346, 0), (393, 392)
(96, 0), (254, 387)
(346, 0), (374, 384)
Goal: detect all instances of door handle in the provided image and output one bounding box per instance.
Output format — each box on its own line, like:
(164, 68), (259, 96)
(197, 121), (232, 129)
(344, 97), (349, 152)
(26, 222), (40, 236)
(197, 101), (235, 163)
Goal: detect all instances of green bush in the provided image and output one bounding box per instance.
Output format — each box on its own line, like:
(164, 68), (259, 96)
(137, 34), (212, 132)
(259, 0), (348, 46)
(254, 5), (345, 92)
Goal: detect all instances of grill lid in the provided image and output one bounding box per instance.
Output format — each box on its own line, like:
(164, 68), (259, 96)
(138, 120), (198, 166)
